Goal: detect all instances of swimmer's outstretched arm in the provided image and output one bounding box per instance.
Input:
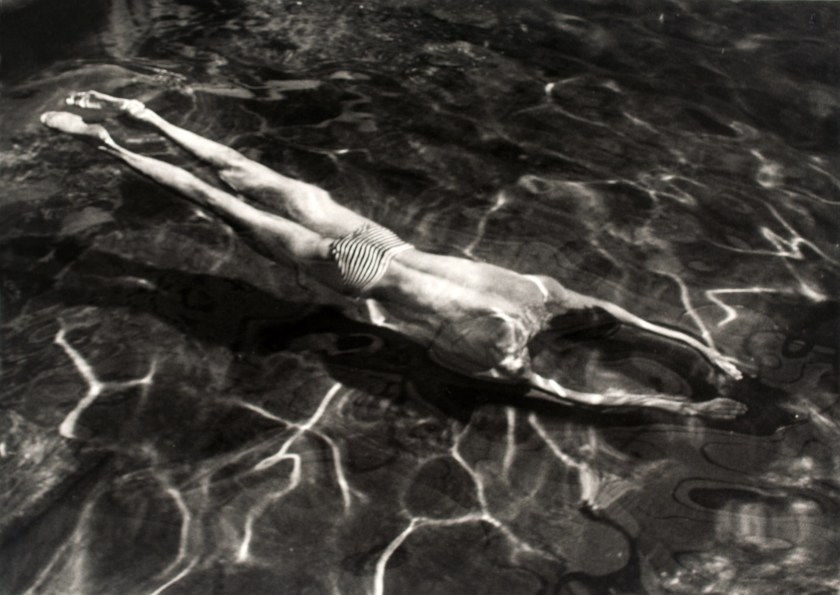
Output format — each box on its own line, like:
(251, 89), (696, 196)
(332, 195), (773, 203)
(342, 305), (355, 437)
(526, 372), (747, 419)
(558, 288), (742, 380)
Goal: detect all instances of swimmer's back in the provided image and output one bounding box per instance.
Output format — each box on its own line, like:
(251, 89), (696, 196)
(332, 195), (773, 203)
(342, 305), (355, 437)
(386, 249), (550, 309)
(366, 249), (557, 379)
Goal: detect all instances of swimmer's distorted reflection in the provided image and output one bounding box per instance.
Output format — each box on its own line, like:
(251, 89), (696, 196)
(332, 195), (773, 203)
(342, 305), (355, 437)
(41, 90), (749, 419)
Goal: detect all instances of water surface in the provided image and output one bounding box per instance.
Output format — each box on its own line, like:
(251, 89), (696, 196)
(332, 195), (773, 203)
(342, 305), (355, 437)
(1, 1), (839, 593)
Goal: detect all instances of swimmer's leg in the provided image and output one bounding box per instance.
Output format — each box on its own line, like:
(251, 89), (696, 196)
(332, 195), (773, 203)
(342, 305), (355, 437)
(41, 111), (338, 277)
(559, 289), (743, 380)
(65, 90), (372, 237)
(527, 373), (747, 419)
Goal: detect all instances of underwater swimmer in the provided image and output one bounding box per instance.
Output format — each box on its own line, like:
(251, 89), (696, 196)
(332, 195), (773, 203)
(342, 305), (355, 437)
(41, 91), (746, 419)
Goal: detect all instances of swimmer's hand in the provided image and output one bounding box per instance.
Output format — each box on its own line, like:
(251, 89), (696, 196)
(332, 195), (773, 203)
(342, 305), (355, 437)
(708, 352), (743, 380)
(682, 397), (747, 420)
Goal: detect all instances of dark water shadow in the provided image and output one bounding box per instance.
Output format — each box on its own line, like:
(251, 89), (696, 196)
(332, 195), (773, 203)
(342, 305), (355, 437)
(77, 250), (812, 430)
(53, 245), (521, 425)
(2, 232), (798, 433)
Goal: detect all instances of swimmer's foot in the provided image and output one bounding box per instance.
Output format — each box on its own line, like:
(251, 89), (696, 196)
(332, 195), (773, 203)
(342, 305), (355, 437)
(66, 90), (147, 118)
(40, 111), (117, 147)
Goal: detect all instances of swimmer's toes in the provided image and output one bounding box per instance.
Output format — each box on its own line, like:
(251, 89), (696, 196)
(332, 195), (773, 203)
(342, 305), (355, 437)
(66, 90), (112, 110)
(41, 111), (112, 143)
(66, 90), (146, 116)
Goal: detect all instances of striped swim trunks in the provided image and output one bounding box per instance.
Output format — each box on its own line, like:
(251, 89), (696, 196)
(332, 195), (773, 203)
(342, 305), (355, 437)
(330, 223), (413, 293)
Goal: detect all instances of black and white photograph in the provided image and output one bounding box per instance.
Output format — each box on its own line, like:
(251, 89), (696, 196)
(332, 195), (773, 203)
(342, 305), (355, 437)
(1, 0), (838, 593)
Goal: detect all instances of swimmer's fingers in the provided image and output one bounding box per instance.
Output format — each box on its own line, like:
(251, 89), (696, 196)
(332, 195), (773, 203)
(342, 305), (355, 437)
(683, 397), (748, 420)
(710, 353), (743, 380)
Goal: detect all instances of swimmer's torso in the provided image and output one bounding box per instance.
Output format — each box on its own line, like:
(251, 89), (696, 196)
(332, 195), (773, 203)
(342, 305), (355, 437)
(360, 249), (559, 379)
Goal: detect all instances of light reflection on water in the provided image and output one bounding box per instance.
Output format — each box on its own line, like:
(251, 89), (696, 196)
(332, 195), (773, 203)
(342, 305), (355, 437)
(1, 0), (838, 593)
